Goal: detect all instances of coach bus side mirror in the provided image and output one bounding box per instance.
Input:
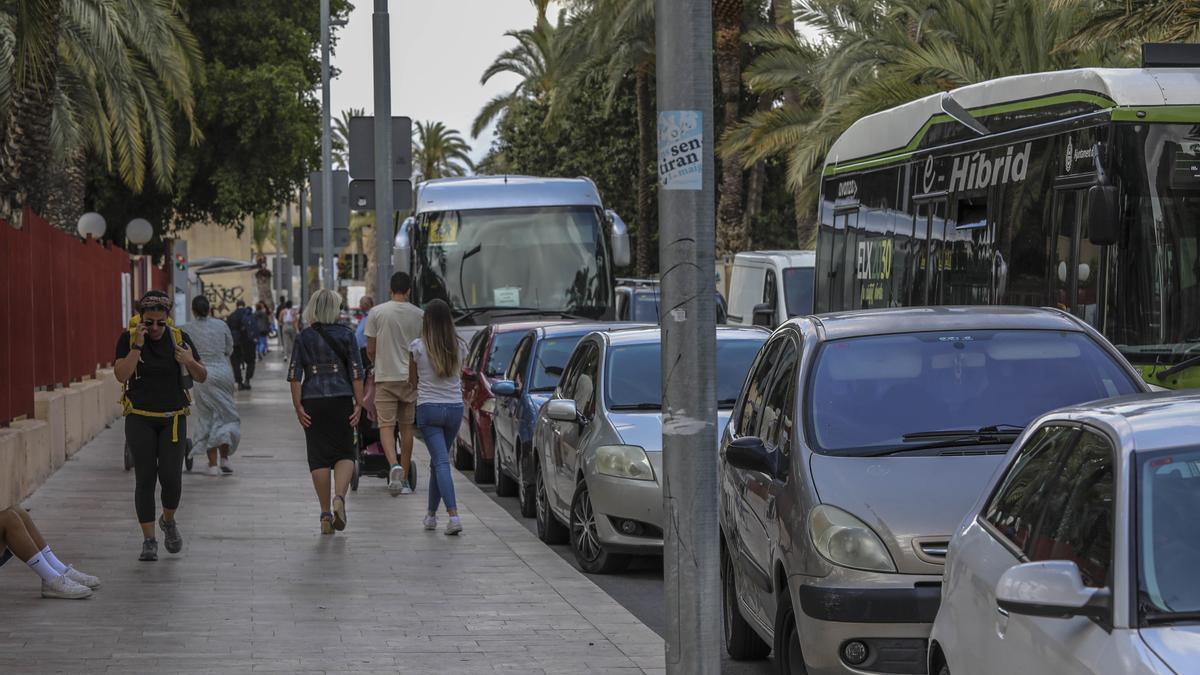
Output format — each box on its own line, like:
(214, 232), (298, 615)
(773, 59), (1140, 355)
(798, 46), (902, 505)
(392, 216), (415, 274)
(607, 209), (632, 268)
(1086, 186), (1119, 246)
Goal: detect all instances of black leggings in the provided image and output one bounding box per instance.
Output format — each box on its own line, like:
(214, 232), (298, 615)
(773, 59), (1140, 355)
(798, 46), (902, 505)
(125, 414), (186, 524)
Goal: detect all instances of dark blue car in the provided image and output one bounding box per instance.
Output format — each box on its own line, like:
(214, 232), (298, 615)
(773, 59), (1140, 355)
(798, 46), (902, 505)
(491, 323), (649, 516)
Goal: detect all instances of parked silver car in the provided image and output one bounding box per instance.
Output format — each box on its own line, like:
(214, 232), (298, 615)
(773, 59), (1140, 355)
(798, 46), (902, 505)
(930, 391), (1200, 675)
(532, 326), (767, 573)
(719, 306), (1149, 674)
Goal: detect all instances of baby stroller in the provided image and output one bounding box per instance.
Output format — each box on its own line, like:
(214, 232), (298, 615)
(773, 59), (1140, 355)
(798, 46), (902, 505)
(351, 369), (419, 492)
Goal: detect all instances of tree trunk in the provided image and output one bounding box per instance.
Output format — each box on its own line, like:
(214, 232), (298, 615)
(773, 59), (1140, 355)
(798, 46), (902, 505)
(714, 0), (746, 259)
(634, 64), (656, 276)
(42, 148), (86, 231)
(771, 0), (808, 245)
(363, 215), (378, 300)
(742, 92), (774, 239)
(0, 3), (63, 222)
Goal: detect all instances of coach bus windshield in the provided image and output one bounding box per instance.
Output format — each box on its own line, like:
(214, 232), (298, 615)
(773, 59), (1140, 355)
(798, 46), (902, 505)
(1110, 123), (1200, 364)
(412, 206), (612, 321)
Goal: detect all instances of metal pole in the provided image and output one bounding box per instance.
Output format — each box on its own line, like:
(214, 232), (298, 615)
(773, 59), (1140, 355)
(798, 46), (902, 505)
(373, 0), (394, 298)
(284, 202), (293, 301)
(320, 0), (335, 289)
(656, 1), (718, 672)
(275, 209), (283, 303)
(300, 187), (309, 310)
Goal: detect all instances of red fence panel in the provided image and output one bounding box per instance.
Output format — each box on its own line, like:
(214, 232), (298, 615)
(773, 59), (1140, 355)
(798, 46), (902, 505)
(0, 217), (12, 425)
(50, 227), (71, 385)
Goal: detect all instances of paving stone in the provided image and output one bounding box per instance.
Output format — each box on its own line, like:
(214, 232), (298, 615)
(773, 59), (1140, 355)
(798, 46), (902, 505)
(0, 358), (664, 673)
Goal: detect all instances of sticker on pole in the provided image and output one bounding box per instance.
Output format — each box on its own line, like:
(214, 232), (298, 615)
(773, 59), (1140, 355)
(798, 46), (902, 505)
(657, 111), (703, 190)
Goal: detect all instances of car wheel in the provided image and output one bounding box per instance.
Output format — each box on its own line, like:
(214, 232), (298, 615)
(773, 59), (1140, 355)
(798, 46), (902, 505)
(535, 459), (568, 544)
(453, 420), (474, 471)
(569, 481), (630, 574)
(774, 588), (807, 675)
(517, 446), (536, 518)
(723, 543), (771, 660)
(495, 433), (519, 497)
(473, 428), (494, 485)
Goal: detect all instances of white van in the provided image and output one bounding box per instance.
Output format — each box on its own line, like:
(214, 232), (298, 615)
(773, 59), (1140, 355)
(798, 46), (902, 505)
(725, 250), (815, 328)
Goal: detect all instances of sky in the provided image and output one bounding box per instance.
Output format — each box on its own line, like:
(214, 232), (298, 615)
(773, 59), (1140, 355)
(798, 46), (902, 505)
(329, 1), (540, 165)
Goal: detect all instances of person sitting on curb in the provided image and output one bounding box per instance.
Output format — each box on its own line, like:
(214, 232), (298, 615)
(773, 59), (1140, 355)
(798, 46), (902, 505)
(0, 506), (101, 599)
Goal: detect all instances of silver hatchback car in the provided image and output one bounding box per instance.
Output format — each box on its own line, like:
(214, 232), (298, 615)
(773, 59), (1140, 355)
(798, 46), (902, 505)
(719, 307), (1148, 675)
(532, 326), (767, 573)
(930, 391), (1200, 675)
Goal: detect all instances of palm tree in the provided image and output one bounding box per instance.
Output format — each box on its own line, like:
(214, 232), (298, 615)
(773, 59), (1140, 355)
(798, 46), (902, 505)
(714, 0), (747, 257)
(413, 121), (475, 181)
(332, 107), (366, 170)
(1058, 0), (1200, 47)
(0, 0), (202, 229)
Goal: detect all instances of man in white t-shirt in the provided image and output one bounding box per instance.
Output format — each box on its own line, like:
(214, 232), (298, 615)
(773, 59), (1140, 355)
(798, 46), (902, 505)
(366, 272), (425, 495)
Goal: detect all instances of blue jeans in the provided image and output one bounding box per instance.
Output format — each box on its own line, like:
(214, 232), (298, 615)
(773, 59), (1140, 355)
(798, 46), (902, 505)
(416, 403), (463, 514)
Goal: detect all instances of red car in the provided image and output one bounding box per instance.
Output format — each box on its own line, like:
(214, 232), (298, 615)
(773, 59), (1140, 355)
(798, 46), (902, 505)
(454, 321), (568, 483)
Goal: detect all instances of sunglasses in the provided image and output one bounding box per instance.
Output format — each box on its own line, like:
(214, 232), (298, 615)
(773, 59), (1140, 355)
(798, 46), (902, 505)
(141, 320), (168, 328)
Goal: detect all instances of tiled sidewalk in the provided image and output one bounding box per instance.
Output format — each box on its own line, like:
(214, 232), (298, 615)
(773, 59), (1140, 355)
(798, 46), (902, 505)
(0, 358), (664, 674)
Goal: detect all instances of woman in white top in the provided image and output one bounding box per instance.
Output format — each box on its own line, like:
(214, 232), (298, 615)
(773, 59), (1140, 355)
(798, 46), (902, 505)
(408, 299), (467, 535)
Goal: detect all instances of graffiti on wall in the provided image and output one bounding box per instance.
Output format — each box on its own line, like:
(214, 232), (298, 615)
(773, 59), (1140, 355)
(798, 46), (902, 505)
(202, 283), (245, 317)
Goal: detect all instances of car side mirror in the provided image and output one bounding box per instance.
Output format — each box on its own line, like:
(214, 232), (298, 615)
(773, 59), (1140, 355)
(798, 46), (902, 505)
(752, 303), (775, 328)
(607, 209), (631, 267)
(492, 380), (519, 397)
(546, 399), (579, 423)
(726, 436), (777, 476)
(996, 561), (1110, 621)
(1086, 185), (1119, 246)
(393, 216), (415, 274)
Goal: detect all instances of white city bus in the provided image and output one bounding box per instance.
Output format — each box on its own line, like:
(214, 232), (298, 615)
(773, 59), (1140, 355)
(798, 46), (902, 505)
(815, 46), (1200, 388)
(394, 176), (630, 326)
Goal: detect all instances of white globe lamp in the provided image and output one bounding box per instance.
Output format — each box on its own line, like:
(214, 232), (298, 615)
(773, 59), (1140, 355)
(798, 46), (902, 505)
(77, 212), (106, 240)
(126, 218), (154, 246)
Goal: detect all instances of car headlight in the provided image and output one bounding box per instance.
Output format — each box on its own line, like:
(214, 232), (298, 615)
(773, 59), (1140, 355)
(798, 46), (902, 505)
(595, 445), (655, 481)
(809, 504), (896, 573)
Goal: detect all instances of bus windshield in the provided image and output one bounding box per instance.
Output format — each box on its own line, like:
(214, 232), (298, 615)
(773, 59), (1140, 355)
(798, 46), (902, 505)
(413, 206), (611, 320)
(783, 267), (814, 317)
(1112, 124), (1200, 362)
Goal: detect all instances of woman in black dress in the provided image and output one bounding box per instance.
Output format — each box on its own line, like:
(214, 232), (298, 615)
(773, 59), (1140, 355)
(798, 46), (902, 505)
(288, 289), (365, 534)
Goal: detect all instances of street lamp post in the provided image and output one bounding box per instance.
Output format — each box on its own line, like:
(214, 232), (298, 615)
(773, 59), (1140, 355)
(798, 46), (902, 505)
(126, 217), (155, 298)
(320, 0), (335, 289)
(76, 212), (106, 240)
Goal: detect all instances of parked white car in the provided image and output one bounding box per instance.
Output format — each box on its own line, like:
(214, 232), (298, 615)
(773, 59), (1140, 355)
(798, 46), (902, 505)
(724, 250), (814, 328)
(930, 391), (1200, 675)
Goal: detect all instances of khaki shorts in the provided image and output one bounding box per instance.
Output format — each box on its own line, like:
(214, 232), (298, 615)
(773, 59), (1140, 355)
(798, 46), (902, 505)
(375, 380), (417, 426)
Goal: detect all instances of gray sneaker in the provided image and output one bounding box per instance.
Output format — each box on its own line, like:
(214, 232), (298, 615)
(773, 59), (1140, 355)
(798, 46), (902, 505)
(159, 516), (183, 554)
(445, 516), (463, 536)
(42, 575), (92, 599)
(139, 538), (158, 562)
(388, 465), (404, 497)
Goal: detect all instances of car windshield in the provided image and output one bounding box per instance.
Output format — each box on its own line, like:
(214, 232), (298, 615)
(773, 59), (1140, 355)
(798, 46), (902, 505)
(605, 338), (765, 410)
(413, 206), (611, 319)
(808, 330), (1141, 455)
(783, 266), (814, 317)
(486, 331), (525, 377)
(1138, 448), (1200, 617)
(530, 336), (583, 391)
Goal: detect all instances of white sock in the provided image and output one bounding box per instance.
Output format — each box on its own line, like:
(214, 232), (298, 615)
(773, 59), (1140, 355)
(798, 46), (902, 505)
(26, 552), (62, 583)
(40, 546), (68, 575)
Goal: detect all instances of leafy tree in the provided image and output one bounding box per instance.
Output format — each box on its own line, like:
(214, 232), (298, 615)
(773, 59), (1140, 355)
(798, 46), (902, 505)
(89, 0), (353, 237)
(0, 0), (203, 229)
(414, 121), (474, 180)
(332, 107), (366, 170)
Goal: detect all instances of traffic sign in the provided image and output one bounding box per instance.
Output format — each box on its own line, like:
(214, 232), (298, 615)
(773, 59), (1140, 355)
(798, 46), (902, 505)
(309, 169), (350, 228)
(349, 116), (412, 180)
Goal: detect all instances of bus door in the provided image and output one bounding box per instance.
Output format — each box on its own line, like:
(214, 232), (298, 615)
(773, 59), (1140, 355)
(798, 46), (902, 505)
(1051, 188), (1106, 327)
(823, 208), (858, 311)
(911, 199), (947, 304)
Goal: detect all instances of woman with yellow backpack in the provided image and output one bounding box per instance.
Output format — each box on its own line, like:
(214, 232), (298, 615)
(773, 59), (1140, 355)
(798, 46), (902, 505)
(114, 291), (207, 562)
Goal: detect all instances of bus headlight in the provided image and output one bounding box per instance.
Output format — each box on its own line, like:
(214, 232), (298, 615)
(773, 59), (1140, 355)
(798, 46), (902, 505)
(809, 505), (896, 573)
(595, 445), (655, 481)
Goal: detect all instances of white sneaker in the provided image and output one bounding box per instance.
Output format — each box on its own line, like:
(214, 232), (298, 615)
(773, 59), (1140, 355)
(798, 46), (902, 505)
(220, 457), (234, 474)
(41, 575), (92, 599)
(64, 566), (101, 590)
(388, 465), (404, 497)
(399, 483), (413, 495)
(206, 465), (220, 477)
(423, 514), (437, 531)
(445, 516), (463, 536)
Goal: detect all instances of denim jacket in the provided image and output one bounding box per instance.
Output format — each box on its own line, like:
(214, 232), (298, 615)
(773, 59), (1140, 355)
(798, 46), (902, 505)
(287, 323), (364, 400)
